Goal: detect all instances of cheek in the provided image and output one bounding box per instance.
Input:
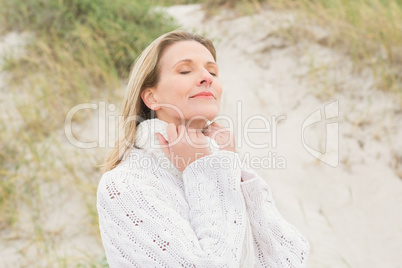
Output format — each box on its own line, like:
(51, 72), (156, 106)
(166, 79), (194, 103)
(215, 82), (223, 99)
(155, 78), (188, 102)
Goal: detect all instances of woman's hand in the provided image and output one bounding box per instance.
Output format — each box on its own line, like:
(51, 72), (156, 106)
(203, 121), (237, 153)
(156, 123), (211, 172)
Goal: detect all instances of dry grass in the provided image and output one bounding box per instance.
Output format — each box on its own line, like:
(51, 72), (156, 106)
(203, 0), (402, 97)
(0, 0), (177, 266)
(1, 0), (401, 266)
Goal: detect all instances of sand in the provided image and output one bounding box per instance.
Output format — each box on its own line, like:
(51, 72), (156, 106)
(164, 4), (402, 267)
(1, 3), (402, 267)
(0, 32), (104, 267)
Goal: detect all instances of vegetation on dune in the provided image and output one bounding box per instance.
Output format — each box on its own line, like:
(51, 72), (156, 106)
(204, 0), (402, 95)
(0, 0), (177, 266)
(0, 0), (401, 266)
(0, 0), (177, 136)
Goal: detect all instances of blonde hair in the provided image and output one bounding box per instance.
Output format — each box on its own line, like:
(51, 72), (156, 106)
(102, 30), (255, 267)
(102, 30), (216, 172)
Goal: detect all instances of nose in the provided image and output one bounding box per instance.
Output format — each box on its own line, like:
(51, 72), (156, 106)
(197, 69), (213, 87)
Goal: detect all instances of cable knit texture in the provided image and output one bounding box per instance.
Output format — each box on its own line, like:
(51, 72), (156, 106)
(97, 119), (310, 267)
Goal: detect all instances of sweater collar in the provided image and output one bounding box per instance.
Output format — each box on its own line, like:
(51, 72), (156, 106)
(135, 118), (220, 178)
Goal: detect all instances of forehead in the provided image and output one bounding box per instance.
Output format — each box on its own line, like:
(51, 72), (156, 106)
(160, 41), (215, 68)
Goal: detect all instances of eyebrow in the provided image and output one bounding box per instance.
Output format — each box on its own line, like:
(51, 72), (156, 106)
(171, 59), (217, 69)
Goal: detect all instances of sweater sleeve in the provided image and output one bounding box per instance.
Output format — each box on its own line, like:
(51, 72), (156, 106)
(240, 167), (310, 267)
(97, 151), (247, 267)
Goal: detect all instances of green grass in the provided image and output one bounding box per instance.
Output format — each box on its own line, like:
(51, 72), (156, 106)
(0, 0), (178, 266)
(0, 0), (177, 136)
(1, 0), (401, 266)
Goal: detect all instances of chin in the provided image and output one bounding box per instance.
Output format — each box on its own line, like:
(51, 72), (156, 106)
(188, 107), (219, 121)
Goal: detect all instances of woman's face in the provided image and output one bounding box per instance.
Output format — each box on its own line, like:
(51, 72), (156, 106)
(144, 40), (222, 128)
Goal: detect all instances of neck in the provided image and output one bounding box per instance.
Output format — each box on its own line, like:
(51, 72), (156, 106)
(155, 115), (211, 130)
(135, 118), (221, 178)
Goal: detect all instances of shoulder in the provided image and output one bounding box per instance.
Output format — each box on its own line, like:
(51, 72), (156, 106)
(105, 147), (168, 176)
(97, 148), (178, 197)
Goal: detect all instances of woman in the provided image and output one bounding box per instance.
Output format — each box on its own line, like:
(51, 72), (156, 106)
(97, 30), (309, 267)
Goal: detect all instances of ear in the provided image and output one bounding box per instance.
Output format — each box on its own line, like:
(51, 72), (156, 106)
(141, 88), (160, 111)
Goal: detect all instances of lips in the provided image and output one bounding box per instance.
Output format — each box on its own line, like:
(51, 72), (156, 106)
(190, 91), (214, 98)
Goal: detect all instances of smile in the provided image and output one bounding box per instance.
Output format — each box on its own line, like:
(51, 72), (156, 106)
(190, 91), (215, 99)
(192, 95), (214, 99)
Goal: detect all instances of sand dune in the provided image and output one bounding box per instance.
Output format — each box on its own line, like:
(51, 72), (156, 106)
(165, 4), (402, 267)
(1, 3), (402, 267)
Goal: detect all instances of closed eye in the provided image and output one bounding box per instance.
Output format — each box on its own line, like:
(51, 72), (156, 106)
(209, 72), (217, 77)
(180, 71), (190, 74)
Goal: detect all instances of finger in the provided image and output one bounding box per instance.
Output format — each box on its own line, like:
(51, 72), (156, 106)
(187, 128), (198, 145)
(205, 124), (224, 133)
(203, 123), (216, 136)
(156, 133), (170, 157)
(210, 121), (224, 128)
(206, 126), (227, 137)
(169, 124), (186, 146)
(166, 123), (178, 144)
(156, 132), (168, 146)
(203, 123), (212, 132)
(214, 123), (231, 133)
(203, 128), (213, 137)
(187, 128), (196, 140)
(197, 130), (209, 146)
(196, 130), (206, 140)
(178, 124), (186, 137)
(187, 128), (197, 134)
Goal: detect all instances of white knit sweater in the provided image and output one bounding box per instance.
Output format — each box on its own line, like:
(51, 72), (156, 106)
(97, 119), (310, 267)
